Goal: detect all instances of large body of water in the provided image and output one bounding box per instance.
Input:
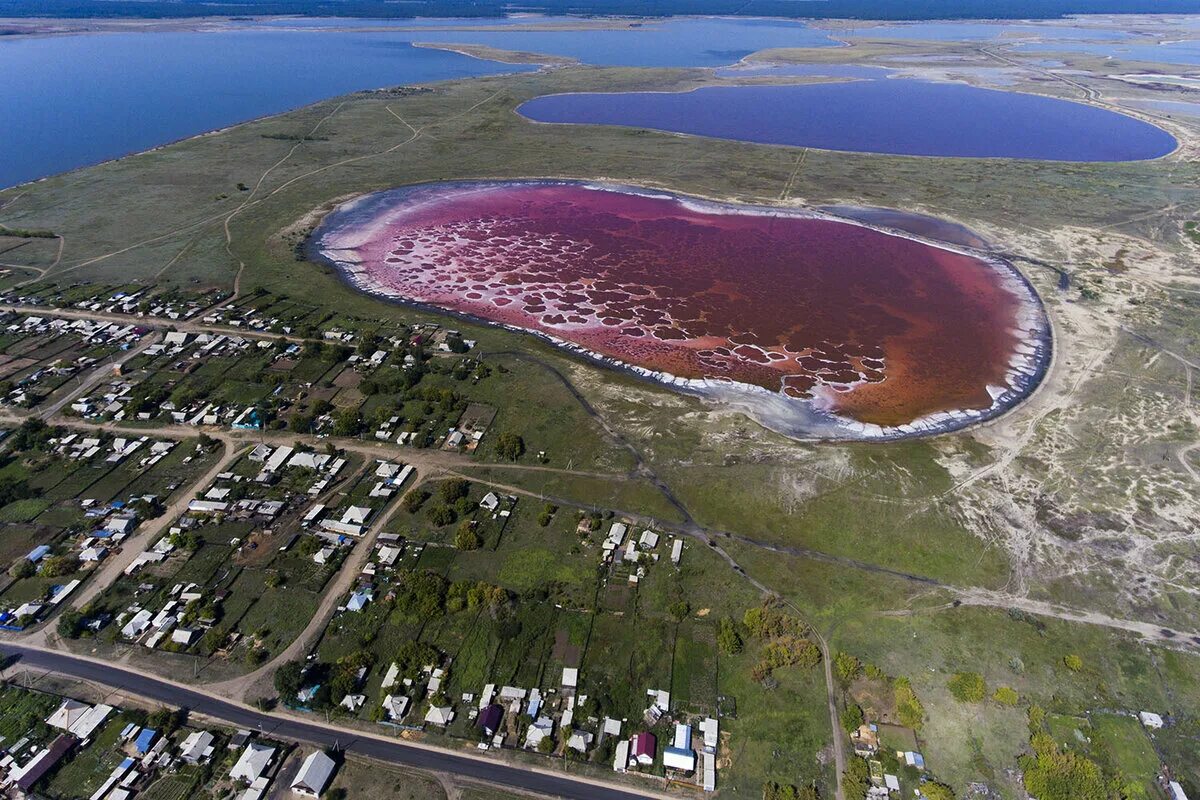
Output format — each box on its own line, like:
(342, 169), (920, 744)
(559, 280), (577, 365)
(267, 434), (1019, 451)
(310, 180), (1051, 439)
(0, 17), (834, 188)
(518, 81), (1177, 161)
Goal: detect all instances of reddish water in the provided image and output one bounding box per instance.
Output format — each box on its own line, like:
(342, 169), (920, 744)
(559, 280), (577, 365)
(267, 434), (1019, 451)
(317, 182), (1042, 431)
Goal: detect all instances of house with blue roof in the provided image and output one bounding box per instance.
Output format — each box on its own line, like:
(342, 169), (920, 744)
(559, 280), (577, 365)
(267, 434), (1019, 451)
(134, 728), (158, 754)
(26, 545), (50, 563)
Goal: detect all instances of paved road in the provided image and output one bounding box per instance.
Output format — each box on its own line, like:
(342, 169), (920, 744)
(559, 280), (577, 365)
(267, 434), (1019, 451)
(4, 643), (664, 800)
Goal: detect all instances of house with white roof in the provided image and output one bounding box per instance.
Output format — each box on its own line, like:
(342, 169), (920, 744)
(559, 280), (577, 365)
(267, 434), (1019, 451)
(382, 695), (409, 721)
(179, 730), (216, 764)
(290, 751), (336, 798)
(229, 742), (275, 783)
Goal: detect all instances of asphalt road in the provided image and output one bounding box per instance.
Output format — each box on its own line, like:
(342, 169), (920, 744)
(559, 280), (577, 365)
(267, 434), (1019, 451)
(4, 644), (658, 800)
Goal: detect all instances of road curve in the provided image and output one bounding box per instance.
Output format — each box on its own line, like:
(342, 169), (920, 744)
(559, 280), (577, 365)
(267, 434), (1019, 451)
(2, 643), (664, 800)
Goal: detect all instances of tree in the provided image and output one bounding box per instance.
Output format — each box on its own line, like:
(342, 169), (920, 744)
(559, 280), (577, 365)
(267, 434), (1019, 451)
(438, 478), (470, 503)
(947, 671), (987, 703)
(0, 476), (34, 506)
(716, 618), (743, 655)
(843, 757), (871, 799)
(426, 504), (455, 527)
(537, 735), (555, 754)
(57, 609), (85, 639)
(834, 651), (862, 685)
(40, 554), (80, 578)
(454, 521), (481, 551)
(332, 409), (362, 437)
(1063, 654), (1084, 672)
(274, 660), (306, 700)
(668, 601), (690, 622)
(921, 783), (956, 800)
(10, 418), (54, 451)
(841, 703), (865, 734)
(8, 559), (34, 579)
(494, 432), (525, 461)
(993, 686), (1019, 706)
(401, 489), (430, 513)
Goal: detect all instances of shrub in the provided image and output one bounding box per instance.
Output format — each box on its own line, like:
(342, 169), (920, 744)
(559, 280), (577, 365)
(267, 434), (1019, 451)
(993, 686), (1019, 706)
(947, 671), (987, 703)
(1063, 654), (1083, 672)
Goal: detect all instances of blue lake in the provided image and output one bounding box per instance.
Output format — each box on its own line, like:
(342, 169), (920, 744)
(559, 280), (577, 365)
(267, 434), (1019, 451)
(0, 29), (535, 189)
(518, 81), (1178, 161)
(0, 16), (836, 188)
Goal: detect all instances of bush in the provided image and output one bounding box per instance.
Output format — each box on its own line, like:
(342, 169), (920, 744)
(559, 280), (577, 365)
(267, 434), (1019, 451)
(668, 601), (690, 621)
(1063, 654), (1083, 672)
(993, 686), (1019, 706)
(763, 783), (818, 800)
(743, 606), (806, 639)
(8, 559), (34, 579)
(759, 635), (821, 672)
(947, 671), (987, 703)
